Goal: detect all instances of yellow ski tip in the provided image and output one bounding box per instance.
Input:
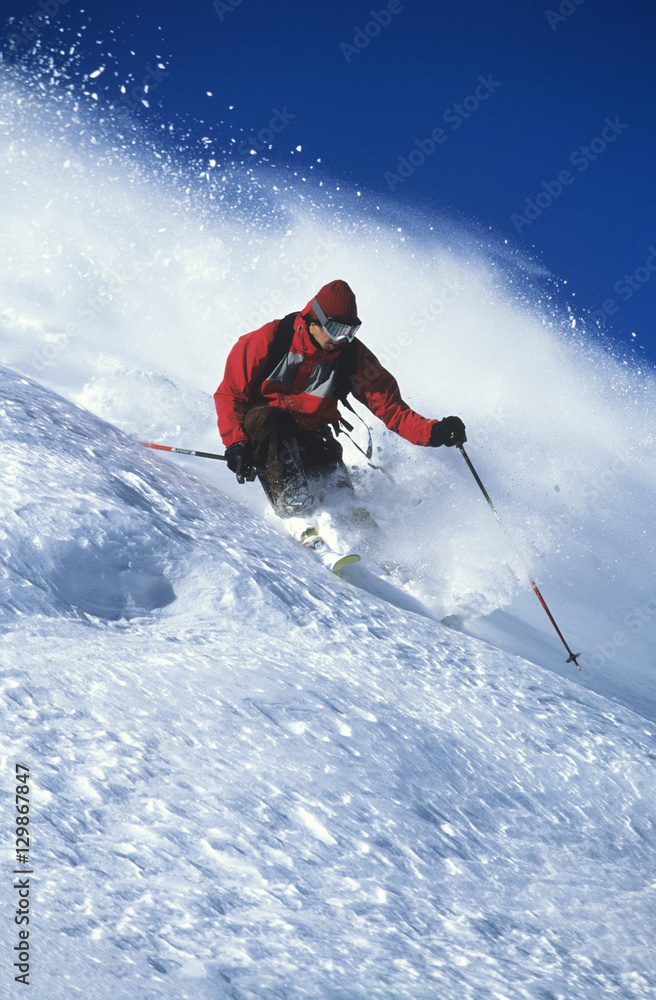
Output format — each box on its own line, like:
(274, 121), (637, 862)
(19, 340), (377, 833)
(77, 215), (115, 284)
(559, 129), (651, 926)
(332, 553), (361, 573)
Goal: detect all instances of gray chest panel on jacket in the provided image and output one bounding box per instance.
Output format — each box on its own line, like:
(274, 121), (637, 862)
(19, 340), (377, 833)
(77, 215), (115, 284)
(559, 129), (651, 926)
(265, 351), (303, 388)
(265, 352), (339, 399)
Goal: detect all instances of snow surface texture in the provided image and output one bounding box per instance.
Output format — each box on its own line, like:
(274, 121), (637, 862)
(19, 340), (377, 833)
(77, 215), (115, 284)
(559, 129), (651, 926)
(1, 60), (656, 999)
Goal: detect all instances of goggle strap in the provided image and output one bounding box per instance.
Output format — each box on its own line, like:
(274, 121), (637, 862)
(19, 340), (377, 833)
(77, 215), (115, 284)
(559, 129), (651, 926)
(312, 297), (330, 328)
(311, 297), (360, 342)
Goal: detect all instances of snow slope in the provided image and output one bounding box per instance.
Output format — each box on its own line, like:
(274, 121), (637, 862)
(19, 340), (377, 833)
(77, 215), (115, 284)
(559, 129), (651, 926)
(2, 366), (656, 1000)
(1, 54), (656, 999)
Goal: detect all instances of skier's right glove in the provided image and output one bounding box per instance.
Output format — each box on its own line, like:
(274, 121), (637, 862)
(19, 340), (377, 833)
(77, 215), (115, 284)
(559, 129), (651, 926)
(225, 441), (257, 484)
(429, 416), (467, 448)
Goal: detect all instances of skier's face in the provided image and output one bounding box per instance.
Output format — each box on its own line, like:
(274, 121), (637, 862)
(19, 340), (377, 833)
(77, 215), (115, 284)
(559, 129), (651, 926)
(309, 321), (342, 353)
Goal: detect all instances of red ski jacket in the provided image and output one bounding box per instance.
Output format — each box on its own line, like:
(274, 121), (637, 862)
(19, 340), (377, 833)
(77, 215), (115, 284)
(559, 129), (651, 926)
(214, 312), (437, 449)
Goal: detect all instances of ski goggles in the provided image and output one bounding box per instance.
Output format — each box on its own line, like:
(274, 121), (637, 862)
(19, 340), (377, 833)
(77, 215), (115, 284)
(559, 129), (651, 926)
(311, 297), (361, 343)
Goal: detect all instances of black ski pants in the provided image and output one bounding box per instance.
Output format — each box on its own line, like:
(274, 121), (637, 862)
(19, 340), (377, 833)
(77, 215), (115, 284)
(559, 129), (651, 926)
(243, 406), (352, 516)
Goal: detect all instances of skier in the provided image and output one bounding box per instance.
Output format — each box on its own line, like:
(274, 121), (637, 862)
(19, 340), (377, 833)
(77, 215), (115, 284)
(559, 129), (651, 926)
(214, 279), (466, 520)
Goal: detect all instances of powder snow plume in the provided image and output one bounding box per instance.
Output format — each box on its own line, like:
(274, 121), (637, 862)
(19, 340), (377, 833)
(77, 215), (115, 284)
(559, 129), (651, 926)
(0, 54), (655, 715)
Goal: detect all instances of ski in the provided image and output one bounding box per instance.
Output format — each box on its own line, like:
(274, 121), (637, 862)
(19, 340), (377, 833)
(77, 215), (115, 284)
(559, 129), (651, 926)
(440, 613), (466, 628)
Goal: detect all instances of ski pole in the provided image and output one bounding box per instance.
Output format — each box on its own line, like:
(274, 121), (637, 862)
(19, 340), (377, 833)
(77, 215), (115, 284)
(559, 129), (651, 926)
(457, 444), (581, 671)
(340, 427), (396, 482)
(340, 404), (396, 482)
(140, 442), (227, 462)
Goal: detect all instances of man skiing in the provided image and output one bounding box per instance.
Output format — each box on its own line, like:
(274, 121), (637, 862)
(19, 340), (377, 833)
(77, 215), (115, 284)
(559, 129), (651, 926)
(214, 279), (466, 520)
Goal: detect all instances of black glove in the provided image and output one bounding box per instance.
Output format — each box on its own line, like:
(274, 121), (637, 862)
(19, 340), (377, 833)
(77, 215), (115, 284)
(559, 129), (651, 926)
(429, 416), (467, 448)
(225, 441), (257, 484)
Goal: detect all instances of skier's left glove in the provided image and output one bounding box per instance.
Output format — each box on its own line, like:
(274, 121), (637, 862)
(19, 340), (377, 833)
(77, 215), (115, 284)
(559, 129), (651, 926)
(225, 441), (257, 484)
(429, 416), (467, 448)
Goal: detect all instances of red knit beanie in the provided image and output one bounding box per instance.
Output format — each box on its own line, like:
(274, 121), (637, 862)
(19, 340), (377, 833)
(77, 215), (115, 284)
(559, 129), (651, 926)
(312, 279), (360, 323)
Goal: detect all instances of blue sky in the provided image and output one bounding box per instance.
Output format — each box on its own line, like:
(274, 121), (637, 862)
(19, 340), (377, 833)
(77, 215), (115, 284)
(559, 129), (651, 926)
(2, 0), (655, 366)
